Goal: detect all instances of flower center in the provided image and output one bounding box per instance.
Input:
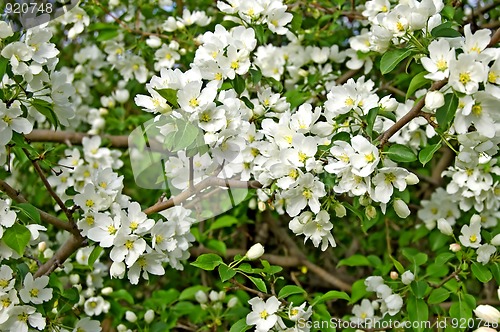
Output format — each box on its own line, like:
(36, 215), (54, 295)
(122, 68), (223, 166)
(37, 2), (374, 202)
(260, 310), (269, 319)
(469, 234), (477, 243)
(200, 112), (211, 122)
(18, 312), (29, 322)
(365, 152), (375, 163)
(459, 72), (471, 84)
(436, 59), (447, 71)
(345, 97), (355, 106)
(488, 71), (498, 83)
(0, 279), (9, 288)
(85, 200), (94, 208)
(384, 173), (396, 184)
(107, 225), (117, 235)
(2, 115), (12, 125)
(189, 98), (199, 107)
(86, 216), (95, 225)
(125, 240), (134, 249)
(298, 152), (307, 163)
(30, 288), (39, 297)
(230, 61), (240, 69)
(472, 104), (482, 115)
(302, 189), (313, 199)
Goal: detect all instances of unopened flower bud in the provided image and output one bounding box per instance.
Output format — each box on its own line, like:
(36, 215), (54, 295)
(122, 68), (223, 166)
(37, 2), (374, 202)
(449, 243), (461, 252)
(401, 271), (415, 285)
(390, 271), (398, 280)
(209, 290), (219, 302)
(246, 243), (265, 260)
(69, 274), (80, 285)
(405, 173), (419, 185)
(101, 287), (113, 295)
(425, 91), (445, 110)
(37, 241), (46, 252)
(393, 199), (410, 218)
(227, 297), (238, 308)
(44, 249), (54, 259)
(117, 324), (127, 332)
(474, 305), (500, 324)
(195, 290), (208, 304)
(144, 309), (155, 324)
(125, 311), (137, 323)
(258, 201), (266, 212)
(334, 202), (347, 217)
(491, 234), (500, 246)
(437, 218), (453, 236)
(146, 36), (162, 48)
(365, 205), (377, 219)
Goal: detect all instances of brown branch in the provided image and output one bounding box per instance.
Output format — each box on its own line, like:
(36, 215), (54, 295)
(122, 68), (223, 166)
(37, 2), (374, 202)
(430, 268), (461, 289)
(25, 130), (129, 148)
(34, 233), (85, 277)
(380, 83), (407, 99)
(488, 27), (500, 47)
(0, 179), (77, 234)
(230, 279), (268, 298)
(335, 69), (360, 85)
(143, 177), (262, 215)
(23, 148), (74, 223)
(377, 79), (447, 147)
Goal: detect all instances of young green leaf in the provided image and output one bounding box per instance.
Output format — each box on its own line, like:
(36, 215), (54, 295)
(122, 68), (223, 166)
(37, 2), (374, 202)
(380, 49), (412, 75)
(386, 144), (417, 163)
(191, 254), (223, 271)
(3, 224), (31, 255)
(418, 143), (441, 166)
(278, 285), (306, 299)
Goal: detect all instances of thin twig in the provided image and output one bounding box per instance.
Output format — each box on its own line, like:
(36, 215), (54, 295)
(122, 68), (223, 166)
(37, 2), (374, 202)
(23, 148), (74, 223)
(0, 179), (77, 234)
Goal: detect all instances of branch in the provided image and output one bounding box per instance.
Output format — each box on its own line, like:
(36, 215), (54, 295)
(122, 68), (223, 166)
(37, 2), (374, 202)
(0, 179), (77, 235)
(143, 177), (263, 215)
(25, 130), (129, 148)
(34, 233), (85, 277)
(23, 148), (74, 223)
(377, 79), (447, 147)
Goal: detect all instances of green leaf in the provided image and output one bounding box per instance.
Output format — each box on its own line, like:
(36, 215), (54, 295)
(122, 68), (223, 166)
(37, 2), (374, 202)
(209, 215), (239, 231)
(338, 254), (371, 267)
(110, 289), (134, 304)
(407, 295), (428, 332)
(380, 49), (412, 75)
(365, 107), (379, 139)
(191, 254), (223, 271)
(391, 256), (405, 274)
(312, 291), (350, 306)
(232, 76), (246, 95)
(386, 144), (417, 163)
(436, 93), (458, 130)
(428, 288), (450, 304)
(436, 252), (455, 266)
(97, 29), (119, 42)
(31, 99), (59, 130)
(278, 285), (306, 299)
(218, 265), (236, 282)
(15, 203), (41, 223)
(411, 280), (429, 299)
(471, 262), (492, 283)
(62, 288), (80, 303)
(406, 72), (431, 100)
(290, 12), (302, 32)
(0, 57), (8, 79)
(419, 143), (441, 166)
(3, 223), (31, 255)
(230, 318), (251, 332)
(164, 119), (200, 152)
(449, 298), (473, 321)
(431, 22), (462, 38)
(88, 246), (103, 268)
(248, 276), (267, 293)
(349, 279), (368, 305)
(206, 239), (227, 256)
(156, 88), (179, 108)
(403, 249), (428, 267)
(250, 69), (262, 86)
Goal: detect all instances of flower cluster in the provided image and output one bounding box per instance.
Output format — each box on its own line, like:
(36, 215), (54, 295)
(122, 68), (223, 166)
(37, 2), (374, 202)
(246, 296), (312, 332)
